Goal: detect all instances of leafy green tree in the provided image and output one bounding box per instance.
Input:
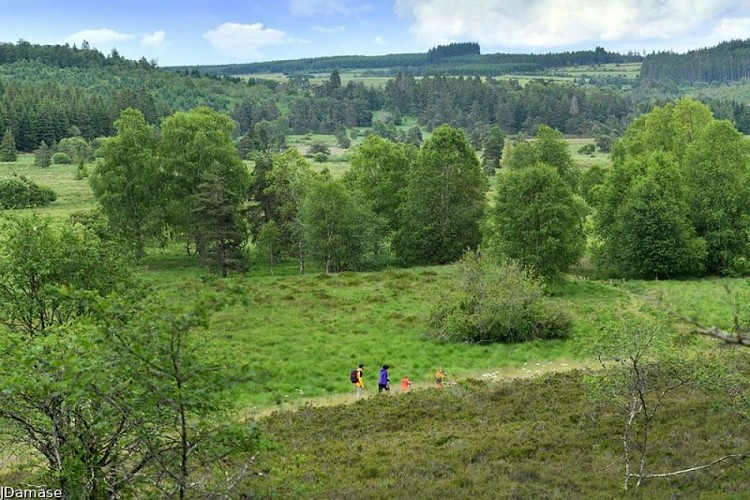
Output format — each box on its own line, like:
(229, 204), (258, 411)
(255, 220), (282, 275)
(597, 99), (749, 277)
(0, 216), (139, 496)
(334, 126), (351, 149)
(595, 134), (613, 153)
(51, 152), (71, 164)
(683, 120), (750, 275)
(308, 141), (330, 156)
(0, 216), (258, 498)
(344, 134), (414, 232)
(34, 140), (52, 168)
(264, 149), (314, 273)
(578, 164), (609, 206)
(0, 127), (17, 161)
(159, 107), (249, 255)
(0, 216), (136, 336)
(56, 136), (90, 163)
(393, 125), (488, 265)
(613, 154), (706, 279)
(91, 108), (162, 258)
(98, 295), (259, 499)
(501, 139), (538, 170)
(301, 176), (385, 273)
(404, 125), (423, 147)
(492, 164), (588, 280)
(614, 99), (713, 164)
(502, 125), (578, 188)
(481, 125), (505, 174)
(426, 251), (572, 344)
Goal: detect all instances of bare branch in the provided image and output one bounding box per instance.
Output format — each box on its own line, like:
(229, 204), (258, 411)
(635, 453), (749, 479)
(658, 303), (750, 346)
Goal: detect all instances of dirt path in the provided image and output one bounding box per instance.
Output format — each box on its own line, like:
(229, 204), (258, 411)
(243, 357), (597, 419)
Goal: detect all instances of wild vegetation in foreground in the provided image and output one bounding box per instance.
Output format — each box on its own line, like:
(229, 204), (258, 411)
(244, 370), (749, 498)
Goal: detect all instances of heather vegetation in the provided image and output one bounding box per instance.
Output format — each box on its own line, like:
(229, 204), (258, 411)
(1, 40), (750, 497)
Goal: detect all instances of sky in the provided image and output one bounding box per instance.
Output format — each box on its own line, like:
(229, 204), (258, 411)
(1, 0), (750, 66)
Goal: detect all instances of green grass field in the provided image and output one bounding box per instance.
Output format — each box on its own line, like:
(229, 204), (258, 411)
(3, 145), (750, 497)
(2, 142), (739, 412)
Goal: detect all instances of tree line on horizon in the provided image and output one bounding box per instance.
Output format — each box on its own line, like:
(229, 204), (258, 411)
(2, 40), (750, 158)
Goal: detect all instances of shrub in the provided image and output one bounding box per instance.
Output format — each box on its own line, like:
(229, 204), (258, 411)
(308, 142), (330, 156)
(424, 251), (572, 344)
(51, 152), (71, 165)
(313, 152), (328, 163)
(0, 177), (30, 208)
(578, 143), (596, 155)
(0, 176), (56, 209)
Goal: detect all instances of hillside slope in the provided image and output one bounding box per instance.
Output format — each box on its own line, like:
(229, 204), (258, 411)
(245, 371), (749, 498)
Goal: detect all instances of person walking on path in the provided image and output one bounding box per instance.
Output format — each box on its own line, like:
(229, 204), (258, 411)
(401, 376), (412, 392)
(353, 364), (365, 398)
(378, 364), (390, 394)
(435, 367), (444, 388)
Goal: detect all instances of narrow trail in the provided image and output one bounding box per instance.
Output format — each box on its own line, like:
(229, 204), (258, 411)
(243, 357), (598, 419)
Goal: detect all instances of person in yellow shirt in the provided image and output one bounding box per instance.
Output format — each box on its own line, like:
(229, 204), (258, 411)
(435, 367), (444, 388)
(352, 364), (365, 398)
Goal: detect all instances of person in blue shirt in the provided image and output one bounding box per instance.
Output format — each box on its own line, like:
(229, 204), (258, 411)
(378, 364), (390, 394)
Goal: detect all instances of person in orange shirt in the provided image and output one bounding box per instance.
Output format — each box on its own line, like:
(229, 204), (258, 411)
(401, 376), (412, 392)
(435, 367), (444, 388)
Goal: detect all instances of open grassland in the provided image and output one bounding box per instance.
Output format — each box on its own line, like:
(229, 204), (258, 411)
(141, 247), (741, 412)
(0, 154), (95, 221)
(688, 79), (750, 103)
(566, 137), (612, 169)
(3, 150), (749, 498)
(5, 143), (740, 415)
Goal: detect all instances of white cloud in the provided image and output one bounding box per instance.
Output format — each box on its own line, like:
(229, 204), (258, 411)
(203, 23), (292, 56)
(313, 25), (346, 33)
(393, 0), (750, 51)
(374, 36), (385, 45)
(710, 17), (750, 42)
(141, 30), (166, 48)
(289, 0), (372, 16)
(64, 28), (133, 46)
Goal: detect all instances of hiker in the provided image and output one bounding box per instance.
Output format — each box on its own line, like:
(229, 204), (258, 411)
(401, 376), (412, 392)
(435, 367), (444, 388)
(352, 364), (365, 398)
(378, 364), (390, 394)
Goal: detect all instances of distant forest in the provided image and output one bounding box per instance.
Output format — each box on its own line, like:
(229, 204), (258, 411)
(641, 39), (750, 83)
(1, 41), (750, 154)
(179, 44), (642, 77)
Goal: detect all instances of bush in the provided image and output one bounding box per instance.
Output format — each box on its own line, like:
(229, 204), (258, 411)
(313, 152), (328, 163)
(578, 143), (596, 155)
(51, 152), (71, 165)
(308, 142), (330, 156)
(424, 251), (572, 344)
(0, 178), (30, 208)
(0, 176), (56, 209)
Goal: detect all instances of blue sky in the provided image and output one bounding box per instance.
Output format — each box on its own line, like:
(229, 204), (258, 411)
(2, 0), (750, 66)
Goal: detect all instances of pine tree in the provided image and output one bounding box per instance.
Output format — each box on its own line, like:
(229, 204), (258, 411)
(0, 127), (17, 162)
(34, 140), (52, 168)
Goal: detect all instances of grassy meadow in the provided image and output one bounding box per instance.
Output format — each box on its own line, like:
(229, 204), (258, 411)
(1, 146), (741, 412)
(3, 140), (750, 496)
